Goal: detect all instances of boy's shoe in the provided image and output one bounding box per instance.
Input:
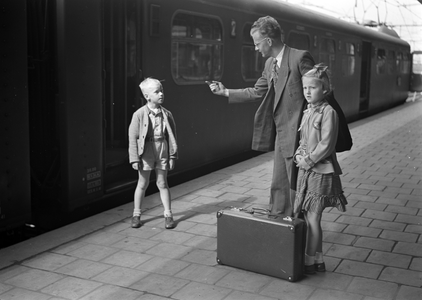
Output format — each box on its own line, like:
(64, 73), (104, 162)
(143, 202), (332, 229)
(131, 215), (142, 228)
(315, 262), (326, 272)
(304, 264), (316, 275)
(165, 216), (175, 229)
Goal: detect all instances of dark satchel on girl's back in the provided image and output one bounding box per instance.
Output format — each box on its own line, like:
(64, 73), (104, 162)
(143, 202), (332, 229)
(326, 92), (353, 152)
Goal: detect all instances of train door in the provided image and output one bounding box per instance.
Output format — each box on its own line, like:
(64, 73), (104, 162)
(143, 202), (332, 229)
(410, 51), (422, 93)
(102, 0), (143, 192)
(359, 41), (372, 114)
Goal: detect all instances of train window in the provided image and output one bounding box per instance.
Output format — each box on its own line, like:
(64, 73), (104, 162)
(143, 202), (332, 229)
(241, 23), (266, 81)
(319, 38), (335, 71)
(376, 48), (386, 74)
(341, 43), (355, 76)
(171, 13), (223, 84)
(287, 31), (310, 50)
(397, 52), (403, 70)
(413, 52), (422, 74)
(401, 52), (411, 74)
(387, 50), (396, 74)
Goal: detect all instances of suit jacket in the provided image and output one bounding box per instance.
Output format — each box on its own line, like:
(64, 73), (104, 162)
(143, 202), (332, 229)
(229, 46), (315, 158)
(128, 104), (178, 164)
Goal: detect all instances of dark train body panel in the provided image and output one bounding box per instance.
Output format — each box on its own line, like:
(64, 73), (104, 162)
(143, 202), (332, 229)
(1, 0), (415, 233)
(0, 0), (31, 232)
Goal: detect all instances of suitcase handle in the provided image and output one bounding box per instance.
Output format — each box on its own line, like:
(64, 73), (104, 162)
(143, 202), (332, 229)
(252, 207), (294, 222)
(251, 207), (280, 219)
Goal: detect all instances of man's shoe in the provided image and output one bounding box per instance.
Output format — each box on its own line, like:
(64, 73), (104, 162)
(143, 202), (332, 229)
(165, 216), (175, 229)
(131, 215), (142, 228)
(315, 262), (326, 272)
(304, 264), (316, 275)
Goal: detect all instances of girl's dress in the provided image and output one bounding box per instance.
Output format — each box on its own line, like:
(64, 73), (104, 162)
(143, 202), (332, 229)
(293, 100), (347, 215)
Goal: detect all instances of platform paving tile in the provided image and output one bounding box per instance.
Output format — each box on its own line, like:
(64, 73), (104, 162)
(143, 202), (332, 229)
(321, 221), (347, 232)
(182, 235), (217, 251)
(174, 263), (229, 284)
(380, 229), (419, 243)
(323, 231), (356, 245)
(129, 273), (190, 297)
(393, 241), (422, 257)
(40, 277), (103, 300)
(325, 244), (371, 261)
(0, 282), (12, 294)
(361, 209), (397, 222)
(91, 266), (149, 287)
(4, 268), (64, 291)
(136, 257), (190, 276)
(385, 204), (418, 216)
(54, 259), (112, 279)
(77, 231), (127, 246)
(395, 213), (422, 225)
(369, 219), (407, 231)
(224, 290), (278, 300)
(215, 270), (273, 293)
(144, 242), (193, 260)
(181, 249), (217, 266)
(343, 224), (382, 238)
(354, 236), (395, 251)
(379, 267), (422, 287)
(66, 244), (120, 262)
(259, 279), (315, 300)
(172, 281), (232, 300)
(346, 277), (398, 299)
(21, 252), (78, 271)
(100, 249), (153, 268)
(307, 289), (363, 300)
(366, 250), (412, 268)
(410, 258), (422, 272)
(0, 287), (52, 300)
(78, 284), (144, 300)
(110, 236), (159, 252)
(396, 285), (422, 300)
(335, 260), (383, 278)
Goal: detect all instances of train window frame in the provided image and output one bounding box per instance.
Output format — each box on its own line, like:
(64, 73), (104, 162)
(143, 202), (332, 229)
(319, 37), (336, 72)
(401, 52), (411, 74)
(341, 42), (355, 76)
(376, 48), (387, 75)
(287, 31), (311, 51)
(171, 10), (224, 85)
(387, 50), (396, 74)
(241, 22), (266, 82)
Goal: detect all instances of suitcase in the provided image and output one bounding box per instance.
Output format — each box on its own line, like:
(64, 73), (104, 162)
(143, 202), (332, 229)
(216, 207), (306, 282)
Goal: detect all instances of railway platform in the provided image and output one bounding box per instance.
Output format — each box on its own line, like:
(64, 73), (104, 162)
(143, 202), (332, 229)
(0, 97), (421, 300)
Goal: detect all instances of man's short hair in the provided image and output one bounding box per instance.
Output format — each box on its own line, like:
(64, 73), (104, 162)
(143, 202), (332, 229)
(251, 16), (282, 39)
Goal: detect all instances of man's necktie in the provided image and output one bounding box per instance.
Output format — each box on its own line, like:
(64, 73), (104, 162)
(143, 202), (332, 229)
(272, 59), (278, 86)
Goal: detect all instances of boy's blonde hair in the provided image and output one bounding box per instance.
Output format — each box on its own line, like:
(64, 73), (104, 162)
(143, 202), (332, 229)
(139, 77), (161, 95)
(302, 63), (332, 93)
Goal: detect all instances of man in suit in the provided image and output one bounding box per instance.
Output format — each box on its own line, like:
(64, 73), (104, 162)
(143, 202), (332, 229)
(209, 16), (315, 217)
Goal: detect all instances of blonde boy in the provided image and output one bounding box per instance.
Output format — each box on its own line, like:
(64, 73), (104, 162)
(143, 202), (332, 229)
(128, 78), (178, 229)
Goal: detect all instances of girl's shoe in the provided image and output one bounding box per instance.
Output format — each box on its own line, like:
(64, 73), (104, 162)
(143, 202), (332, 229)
(131, 216), (142, 228)
(165, 216), (175, 229)
(315, 262), (326, 272)
(304, 264), (316, 274)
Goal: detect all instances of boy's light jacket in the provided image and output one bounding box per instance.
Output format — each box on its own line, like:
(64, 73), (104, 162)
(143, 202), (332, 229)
(128, 105), (178, 164)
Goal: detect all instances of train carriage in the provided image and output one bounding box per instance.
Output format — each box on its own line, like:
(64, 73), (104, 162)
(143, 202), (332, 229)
(0, 0), (415, 234)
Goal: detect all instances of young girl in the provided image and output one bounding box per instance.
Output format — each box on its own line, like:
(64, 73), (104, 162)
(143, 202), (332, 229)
(294, 64), (347, 274)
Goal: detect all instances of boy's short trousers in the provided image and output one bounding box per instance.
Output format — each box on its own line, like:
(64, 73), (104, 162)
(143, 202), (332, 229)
(141, 139), (169, 171)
